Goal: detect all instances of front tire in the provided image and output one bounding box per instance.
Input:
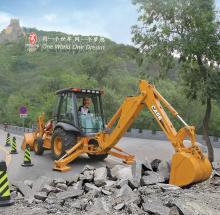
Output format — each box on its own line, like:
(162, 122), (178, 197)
(51, 128), (77, 160)
(34, 137), (44, 155)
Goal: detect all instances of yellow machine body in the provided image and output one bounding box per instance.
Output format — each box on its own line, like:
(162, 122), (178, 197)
(23, 80), (212, 187)
(22, 132), (36, 150)
(22, 113), (47, 150)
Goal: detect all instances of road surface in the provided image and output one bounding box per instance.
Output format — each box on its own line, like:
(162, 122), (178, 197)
(0, 129), (219, 183)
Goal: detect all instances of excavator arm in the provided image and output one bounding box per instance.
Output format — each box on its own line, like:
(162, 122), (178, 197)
(100, 80), (197, 153)
(97, 80), (211, 186)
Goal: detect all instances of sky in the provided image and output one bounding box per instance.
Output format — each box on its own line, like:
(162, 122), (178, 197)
(0, 0), (219, 45)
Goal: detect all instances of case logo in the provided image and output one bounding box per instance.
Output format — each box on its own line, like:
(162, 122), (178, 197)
(151, 106), (162, 121)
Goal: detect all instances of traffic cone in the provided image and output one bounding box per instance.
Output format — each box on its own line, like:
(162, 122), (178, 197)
(0, 161), (14, 207)
(21, 144), (33, 167)
(5, 133), (10, 147)
(10, 137), (18, 154)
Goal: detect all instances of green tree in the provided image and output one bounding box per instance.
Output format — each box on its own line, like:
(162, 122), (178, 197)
(132, 0), (220, 161)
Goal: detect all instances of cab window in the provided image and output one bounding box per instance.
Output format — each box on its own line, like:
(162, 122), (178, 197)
(59, 93), (75, 124)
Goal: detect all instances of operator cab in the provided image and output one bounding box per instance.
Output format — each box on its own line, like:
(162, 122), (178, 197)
(54, 87), (105, 135)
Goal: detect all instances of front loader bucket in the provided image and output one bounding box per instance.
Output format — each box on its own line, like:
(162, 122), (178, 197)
(169, 152), (212, 187)
(21, 132), (36, 151)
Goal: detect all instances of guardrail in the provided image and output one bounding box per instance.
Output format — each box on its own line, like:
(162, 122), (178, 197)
(0, 125), (34, 135)
(1, 124), (219, 148)
(124, 128), (220, 148)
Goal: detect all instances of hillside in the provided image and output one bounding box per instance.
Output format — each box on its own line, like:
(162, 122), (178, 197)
(0, 20), (141, 124)
(0, 20), (220, 136)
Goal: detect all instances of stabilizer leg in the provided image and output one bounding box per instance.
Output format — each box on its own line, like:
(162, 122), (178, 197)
(109, 146), (135, 164)
(53, 140), (84, 172)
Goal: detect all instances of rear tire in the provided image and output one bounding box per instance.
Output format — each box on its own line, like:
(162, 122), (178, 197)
(51, 128), (77, 160)
(88, 154), (108, 161)
(34, 137), (44, 155)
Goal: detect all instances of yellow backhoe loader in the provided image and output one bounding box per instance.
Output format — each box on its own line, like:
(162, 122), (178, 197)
(22, 80), (212, 187)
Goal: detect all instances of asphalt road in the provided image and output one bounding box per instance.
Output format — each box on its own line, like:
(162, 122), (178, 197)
(0, 129), (219, 184)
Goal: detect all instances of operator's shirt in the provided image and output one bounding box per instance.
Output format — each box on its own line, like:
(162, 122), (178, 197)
(79, 106), (90, 115)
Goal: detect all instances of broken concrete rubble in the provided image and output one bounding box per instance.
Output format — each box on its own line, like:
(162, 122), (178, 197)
(157, 160), (170, 181)
(212, 161), (220, 170)
(56, 183), (68, 191)
(151, 158), (161, 171)
(114, 202), (125, 210)
(8, 158), (220, 215)
(41, 184), (55, 194)
(142, 156), (153, 171)
(116, 184), (140, 204)
(56, 188), (84, 200)
(111, 165), (133, 180)
(88, 198), (109, 215)
(94, 167), (107, 186)
(84, 183), (102, 192)
(142, 198), (170, 215)
(34, 192), (47, 201)
(141, 171), (165, 185)
(131, 161), (142, 183)
(79, 169), (94, 182)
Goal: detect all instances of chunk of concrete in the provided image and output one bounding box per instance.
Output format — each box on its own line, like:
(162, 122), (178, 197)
(117, 184), (140, 204)
(54, 187), (63, 193)
(56, 183), (68, 191)
(127, 203), (147, 215)
(32, 176), (52, 193)
(52, 178), (66, 186)
(128, 178), (140, 190)
(101, 189), (112, 195)
(82, 165), (95, 172)
(212, 161), (220, 170)
(79, 170), (94, 182)
(56, 188), (83, 200)
(71, 201), (81, 209)
(213, 170), (220, 177)
(143, 156), (153, 171)
(141, 171), (165, 185)
(15, 192), (24, 200)
(142, 198), (170, 215)
(151, 159), (161, 171)
(138, 186), (155, 195)
(34, 192), (47, 201)
(94, 167), (107, 187)
(213, 179), (220, 186)
(114, 202), (125, 210)
(72, 180), (83, 190)
(88, 198), (109, 215)
(13, 181), (34, 202)
(84, 183), (102, 192)
(170, 198), (213, 215)
(104, 180), (116, 188)
(111, 165), (133, 180)
(116, 179), (128, 188)
(157, 183), (181, 191)
(169, 206), (182, 215)
(41, 185), (55, 194)
(131, 161), (142, 183)
(68, 174), (80, 185)
(158, 160), (170, 181)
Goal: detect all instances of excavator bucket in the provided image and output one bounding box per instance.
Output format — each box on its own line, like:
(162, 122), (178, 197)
(169, 151), (212, 187)
(21, 132), (36, 151)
